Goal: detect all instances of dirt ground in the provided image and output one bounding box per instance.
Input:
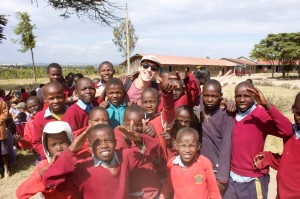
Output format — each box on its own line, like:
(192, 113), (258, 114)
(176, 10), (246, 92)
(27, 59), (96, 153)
(0, 72), (299, 199)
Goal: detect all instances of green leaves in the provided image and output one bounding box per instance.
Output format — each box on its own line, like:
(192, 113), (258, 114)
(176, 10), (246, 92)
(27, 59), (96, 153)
(12, 12), (36, 53)
(112, 19), (138, 58)
(0, 15), (8, 43)
(250, 32), (300, 77)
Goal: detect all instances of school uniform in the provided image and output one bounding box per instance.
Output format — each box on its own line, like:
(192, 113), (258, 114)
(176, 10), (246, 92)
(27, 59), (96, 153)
(200, 102), (233, 183)
(16, 159), (81, 199)
(148, 92), (175, 160)
(24, 117), (34, 144)
(276, 125), (300, 198)
(160, 155), (221, 199)
(32, 107), (67, 159)
(17, 121), (80, 199)
(16, 122), (32, 149)
(114, 129), (163, 198)
(62, 99), (98, 132)
(224, 104), (293, 199)
(42, 134), (159, 199)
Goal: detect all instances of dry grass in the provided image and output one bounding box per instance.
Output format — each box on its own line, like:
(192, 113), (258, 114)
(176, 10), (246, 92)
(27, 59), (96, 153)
(0, 73), (299, 198)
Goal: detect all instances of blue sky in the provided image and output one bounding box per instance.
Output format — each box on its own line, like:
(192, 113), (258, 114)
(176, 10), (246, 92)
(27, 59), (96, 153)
(0, 0), (299, 65)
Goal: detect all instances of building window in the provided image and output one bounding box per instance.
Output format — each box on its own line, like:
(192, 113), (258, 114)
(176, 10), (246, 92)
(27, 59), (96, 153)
(169, 66), (172, 72)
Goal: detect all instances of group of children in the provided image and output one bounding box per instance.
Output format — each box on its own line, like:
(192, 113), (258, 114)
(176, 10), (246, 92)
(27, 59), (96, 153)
(0, 54), (298, 199)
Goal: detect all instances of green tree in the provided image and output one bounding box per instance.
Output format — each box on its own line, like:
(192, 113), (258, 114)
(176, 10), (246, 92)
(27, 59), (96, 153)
(112, 18), (138, 72)
(31, 0), (122, 26)
(12, 12), (37, 84)
(250, 32), (300, 78)
(0, 15), (8, 43)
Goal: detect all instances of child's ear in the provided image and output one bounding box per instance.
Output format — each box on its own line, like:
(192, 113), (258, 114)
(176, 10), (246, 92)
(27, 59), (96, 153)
(74, 90), (78, 97)
(174, 141), (178, 151)
(88, 144), (93, 154)
(88, 120), (91, 127)
(197, 142), (201, 151)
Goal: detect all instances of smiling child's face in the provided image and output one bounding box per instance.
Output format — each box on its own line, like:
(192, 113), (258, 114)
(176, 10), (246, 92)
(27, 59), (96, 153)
(89, 128), (116, 163)
(175, 131), (200, 166)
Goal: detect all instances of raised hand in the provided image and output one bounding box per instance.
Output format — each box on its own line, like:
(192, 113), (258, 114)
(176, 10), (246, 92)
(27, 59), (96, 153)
(220, 98), (237, 113)
(127, 101), (137, 107)
(117, 120), (143, 142)
(99, 96), (109, 108)
(69, 127), (91, 153)
(157, 76), (176, 94)
(246, 87), (271, 110)
(215, 69), (235, 87)
(143, 120), (156, 137)
(39, 154), (59, 176)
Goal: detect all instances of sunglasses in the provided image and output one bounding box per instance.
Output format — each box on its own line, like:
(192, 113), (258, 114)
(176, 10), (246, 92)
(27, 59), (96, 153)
(141, 63), (159, 71)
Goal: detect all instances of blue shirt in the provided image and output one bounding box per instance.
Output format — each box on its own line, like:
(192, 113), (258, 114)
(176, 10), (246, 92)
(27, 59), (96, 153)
(236, 103), (256, 122)
(76, 99), (93, 111)
(106, 102), (126, 129)
(93, 152), (119, 168)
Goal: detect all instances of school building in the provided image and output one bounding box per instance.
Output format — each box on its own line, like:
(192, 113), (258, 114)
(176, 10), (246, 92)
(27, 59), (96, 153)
(119, 53), (291, 75)
(120, 54), (236, 75)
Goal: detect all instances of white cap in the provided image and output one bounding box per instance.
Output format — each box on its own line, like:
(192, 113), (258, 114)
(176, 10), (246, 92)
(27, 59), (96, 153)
(140, 55), (162, 68)
(42, 121), (73, 162)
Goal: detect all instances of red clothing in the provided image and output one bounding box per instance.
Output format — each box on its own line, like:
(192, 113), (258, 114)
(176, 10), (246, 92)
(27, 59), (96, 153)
(231, 105), (293, 178)
(73, 126), (91, 159)
(276, 134), (300, 198)
(16, 159), (81, 199)
(149, 92), (175, 160)
(21, 92), (29, 102)
(16, 122), (32, 149)
(43, 134), (159, 199)
(158, 74), (200, 112)
(114, 129), (163, 195)
(32, 109), (62, 159)
(62, 104), (88, 132)
(24, 117), (34, 144)
(160, 155), (221, 199)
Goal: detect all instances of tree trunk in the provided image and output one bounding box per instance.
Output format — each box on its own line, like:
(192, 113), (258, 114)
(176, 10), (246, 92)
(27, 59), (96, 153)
(271, 65), (274, 78)
(30, 48), (37, 86)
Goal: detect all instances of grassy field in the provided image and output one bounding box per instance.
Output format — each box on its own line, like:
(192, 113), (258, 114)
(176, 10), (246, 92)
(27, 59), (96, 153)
(0, 73), (299, 199)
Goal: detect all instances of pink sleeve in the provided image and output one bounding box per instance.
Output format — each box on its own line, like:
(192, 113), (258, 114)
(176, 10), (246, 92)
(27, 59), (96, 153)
(184, 74), (200, 107)
(16, 161), (48, 199)
(32, 117), (46, 159)
(161, 93), (175, 124)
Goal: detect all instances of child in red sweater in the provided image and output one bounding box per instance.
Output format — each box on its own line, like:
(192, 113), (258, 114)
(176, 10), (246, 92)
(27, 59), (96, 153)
(223, 82), (293, 199)
(42, 124), (160, 199)
(14, 112), (32, 149)
(73, 107), (110, 158)
(159, 127), (221, 199)
(253, 92), (300, 198)
(32, 82), (68, 159)
(16, 121), (81, 199)
(62, 77), (98, 132)
(114, 105), (164, 199)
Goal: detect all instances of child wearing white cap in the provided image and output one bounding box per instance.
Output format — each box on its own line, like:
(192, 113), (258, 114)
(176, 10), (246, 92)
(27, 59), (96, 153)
(16, 121), (81, 199)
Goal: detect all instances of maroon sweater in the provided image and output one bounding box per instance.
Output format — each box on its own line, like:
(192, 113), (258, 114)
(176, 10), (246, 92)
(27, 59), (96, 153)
(32, 109), (60, 159)
(114, 129), (163, 194)
(231, 105), (293, 177)
(276, 134), (300, 198)
(42, 134), (159, 199)
(61, 104), (89, 132)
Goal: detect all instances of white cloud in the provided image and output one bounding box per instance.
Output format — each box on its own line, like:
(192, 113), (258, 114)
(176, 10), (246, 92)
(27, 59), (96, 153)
(0, 0), (299, 64)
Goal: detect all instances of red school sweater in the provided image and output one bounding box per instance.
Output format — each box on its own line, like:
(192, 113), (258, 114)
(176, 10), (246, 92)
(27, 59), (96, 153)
(149, 92), (175, 160)
(32, 109), (60, 159)
(231, 105), (293, 177)
(43, 134), (159, 199)
(114, 129), (163, 194)
(160, 155), (221, 199)
(276, 134), (300, 199)
(16, 159), (81, 199)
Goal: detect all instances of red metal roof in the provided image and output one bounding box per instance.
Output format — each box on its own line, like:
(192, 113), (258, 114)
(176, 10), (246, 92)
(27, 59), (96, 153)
(128, 53), (236, 66)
